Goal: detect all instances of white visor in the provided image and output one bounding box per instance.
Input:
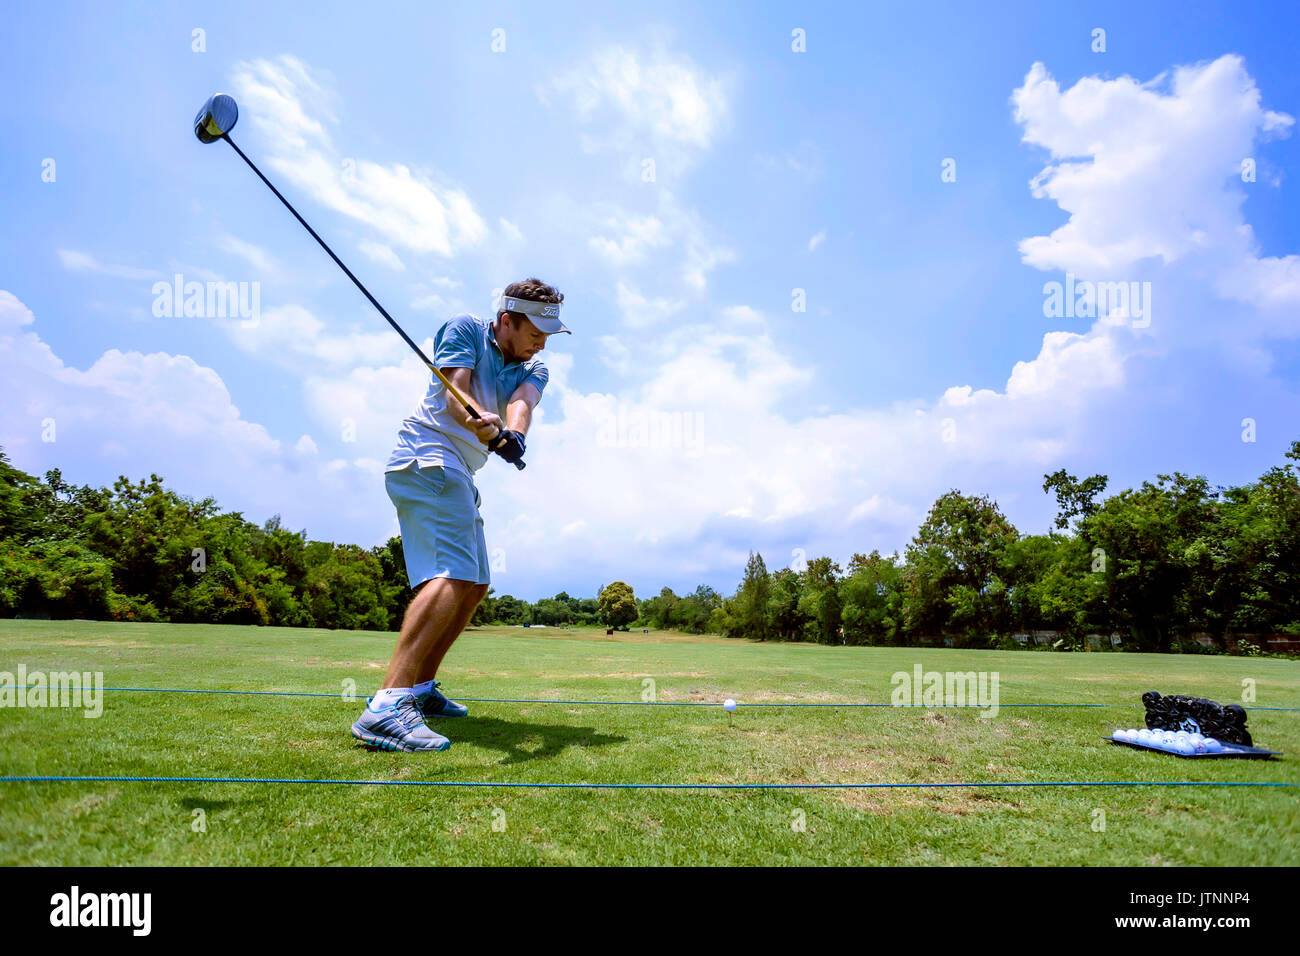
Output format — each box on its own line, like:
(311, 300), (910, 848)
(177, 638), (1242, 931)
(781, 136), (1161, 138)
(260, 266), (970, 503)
(495, 295), (570, 334)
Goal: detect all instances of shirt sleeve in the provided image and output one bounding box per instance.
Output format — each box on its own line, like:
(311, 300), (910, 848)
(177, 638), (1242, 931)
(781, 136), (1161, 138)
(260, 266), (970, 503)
(522, 362), (549, 397)
(433, 314), (481, 369)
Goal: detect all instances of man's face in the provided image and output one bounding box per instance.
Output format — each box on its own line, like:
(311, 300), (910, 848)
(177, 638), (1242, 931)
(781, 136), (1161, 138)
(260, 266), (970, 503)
(499, 312), (549, 361)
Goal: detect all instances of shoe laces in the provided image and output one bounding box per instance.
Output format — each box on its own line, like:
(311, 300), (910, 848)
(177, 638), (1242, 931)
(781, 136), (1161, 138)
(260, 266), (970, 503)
(393, 695), (427, 731)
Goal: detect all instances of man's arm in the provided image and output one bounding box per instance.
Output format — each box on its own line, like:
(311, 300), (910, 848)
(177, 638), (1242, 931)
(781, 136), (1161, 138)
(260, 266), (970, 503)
(505, 381), (542, 436)
(441, 366), (502, 445)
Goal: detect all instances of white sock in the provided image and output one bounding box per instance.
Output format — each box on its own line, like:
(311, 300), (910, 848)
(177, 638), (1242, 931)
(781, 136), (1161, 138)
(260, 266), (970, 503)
(370, 687), (412, 711)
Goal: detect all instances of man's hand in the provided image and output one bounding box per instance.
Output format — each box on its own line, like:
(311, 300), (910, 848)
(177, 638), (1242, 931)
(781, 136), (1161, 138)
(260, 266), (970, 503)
(469, 411), (504, 446)
(488, 429), (526, 469)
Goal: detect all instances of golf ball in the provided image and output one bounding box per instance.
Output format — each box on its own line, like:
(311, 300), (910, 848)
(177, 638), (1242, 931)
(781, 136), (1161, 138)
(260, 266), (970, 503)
(1204, 738), (1223, 753)
(723, 699), (737, 712)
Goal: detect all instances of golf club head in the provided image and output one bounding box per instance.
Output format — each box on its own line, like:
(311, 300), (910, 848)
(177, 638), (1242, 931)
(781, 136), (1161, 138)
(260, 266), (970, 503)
(194, 94), (239, 143)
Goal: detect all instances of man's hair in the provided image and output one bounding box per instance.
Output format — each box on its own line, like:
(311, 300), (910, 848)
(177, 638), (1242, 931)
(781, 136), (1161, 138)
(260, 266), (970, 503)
(499, 277), (563, 322)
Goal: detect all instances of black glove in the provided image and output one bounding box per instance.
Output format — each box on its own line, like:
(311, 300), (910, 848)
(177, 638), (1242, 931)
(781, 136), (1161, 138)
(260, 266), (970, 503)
(488, 429), (526, 470)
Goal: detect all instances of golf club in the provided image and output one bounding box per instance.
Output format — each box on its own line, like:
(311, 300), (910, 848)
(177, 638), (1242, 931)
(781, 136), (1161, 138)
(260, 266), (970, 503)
(192, 93), (524, 470)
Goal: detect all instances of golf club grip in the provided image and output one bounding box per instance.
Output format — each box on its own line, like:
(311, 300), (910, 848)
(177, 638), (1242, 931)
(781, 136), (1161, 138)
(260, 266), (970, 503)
(425, 362), (483, 419)
(427, 362), (523, 466)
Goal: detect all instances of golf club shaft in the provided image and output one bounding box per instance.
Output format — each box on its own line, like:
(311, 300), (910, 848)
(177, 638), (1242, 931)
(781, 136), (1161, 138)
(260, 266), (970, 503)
(220, 134), (486, 424)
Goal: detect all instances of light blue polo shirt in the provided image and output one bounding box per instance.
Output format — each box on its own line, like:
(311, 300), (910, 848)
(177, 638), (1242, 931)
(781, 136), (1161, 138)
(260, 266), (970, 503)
(386, 313), (549, 476)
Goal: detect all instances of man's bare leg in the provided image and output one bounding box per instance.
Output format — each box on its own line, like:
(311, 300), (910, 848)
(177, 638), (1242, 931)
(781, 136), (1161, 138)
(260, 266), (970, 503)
(414, 583), (488, 686)
(379, 577), (479, 690)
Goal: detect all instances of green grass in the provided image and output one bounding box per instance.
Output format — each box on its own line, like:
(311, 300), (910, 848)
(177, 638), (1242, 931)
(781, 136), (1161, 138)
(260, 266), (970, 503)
(1, 619), (1296, 865)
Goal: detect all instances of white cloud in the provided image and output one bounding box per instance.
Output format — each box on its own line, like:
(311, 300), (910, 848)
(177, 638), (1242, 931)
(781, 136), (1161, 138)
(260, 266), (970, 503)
(0, 290), (387, 540)
(584, 191), (735, 293)
(597, 335), (632, 373)
(588, 214), (668, 265)
(1014, 55), (1297, 311)
(218, 236), (280, 277)
(56, 250), (161, 281)
(614, 281), (684, 327)
(536, 40), (733, 169)
(301, 355), (429, 453)
(222, 304), (406, 370)
(231, 55), (488, 258)
(410, 293), (450, 313)
(754, 140), (826, 182)
(358, 240), (405, 271)
(808, 230), (827, 252)
(719, 305), (764, 326)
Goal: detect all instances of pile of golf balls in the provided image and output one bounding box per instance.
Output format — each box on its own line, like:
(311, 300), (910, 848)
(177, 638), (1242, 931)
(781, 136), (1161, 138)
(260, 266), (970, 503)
(1112, 728), (1225, 754)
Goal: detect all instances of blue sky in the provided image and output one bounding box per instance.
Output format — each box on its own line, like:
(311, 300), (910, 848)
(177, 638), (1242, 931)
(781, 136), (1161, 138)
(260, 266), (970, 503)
(2, 1), (1298, 601)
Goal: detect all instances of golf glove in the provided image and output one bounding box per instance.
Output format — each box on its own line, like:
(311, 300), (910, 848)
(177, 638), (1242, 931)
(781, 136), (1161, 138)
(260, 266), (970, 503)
(489, 429), (526, 468)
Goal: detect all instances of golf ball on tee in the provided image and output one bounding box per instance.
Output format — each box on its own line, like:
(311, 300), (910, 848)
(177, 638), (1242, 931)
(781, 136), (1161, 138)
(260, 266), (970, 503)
(723, 699), (736, 712)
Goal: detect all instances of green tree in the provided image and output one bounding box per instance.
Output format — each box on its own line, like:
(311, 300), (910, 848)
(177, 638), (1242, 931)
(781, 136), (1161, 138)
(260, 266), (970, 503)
(0, 540), (114, 617)
(1084, 472), (1217, 651)
(643, 587), (679, 629)
(300, 543), (391, 630)
(767, 567), (806, 640)
(1227, 442), (1300, 633)
(839, 550), (903, 645)
(673, 585), (720, 634)
(0, 449), (45, 542)
(598, 581), (638, 628)
(1042, 469), (1109, 530)
(493, 594), (530, 625)
(797, 556), (843, 643)
(736, 551), (771, 640)
(533, 597), (570, 626)
(470, 587), (497, 626)
(903, 491), (1018, 645)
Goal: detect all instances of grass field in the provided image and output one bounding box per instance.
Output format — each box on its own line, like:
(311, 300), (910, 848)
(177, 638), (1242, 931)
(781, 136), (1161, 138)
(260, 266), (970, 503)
(1, 619), (1296, 865)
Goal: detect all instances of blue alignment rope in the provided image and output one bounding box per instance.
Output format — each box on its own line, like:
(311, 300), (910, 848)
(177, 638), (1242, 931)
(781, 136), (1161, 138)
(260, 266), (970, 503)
(0, 776), (1293, 790)
(26, 686), (1300, 710)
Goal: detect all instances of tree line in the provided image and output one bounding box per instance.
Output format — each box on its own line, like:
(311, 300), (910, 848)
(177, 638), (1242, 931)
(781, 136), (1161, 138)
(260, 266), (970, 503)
(685, 441), (1300, 653)
(2, 441), (1297, 652)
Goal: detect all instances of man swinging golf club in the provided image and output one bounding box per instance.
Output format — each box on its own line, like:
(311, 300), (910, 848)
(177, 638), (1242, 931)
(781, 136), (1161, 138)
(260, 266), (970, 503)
(350, 279), (570, 752)
(190, 97), (569, 752)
